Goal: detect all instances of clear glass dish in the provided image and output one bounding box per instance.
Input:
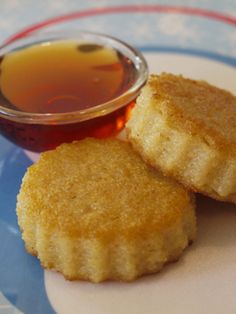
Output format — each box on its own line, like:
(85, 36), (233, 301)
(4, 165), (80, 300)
(0, 30), (148, 151)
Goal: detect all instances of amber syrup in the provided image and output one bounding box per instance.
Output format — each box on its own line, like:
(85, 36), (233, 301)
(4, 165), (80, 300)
(0, 40), (138, 151)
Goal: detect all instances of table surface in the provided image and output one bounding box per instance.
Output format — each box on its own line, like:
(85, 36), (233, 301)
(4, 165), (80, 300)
(0, 0), (235, 64)
(0, 1), (236, 314)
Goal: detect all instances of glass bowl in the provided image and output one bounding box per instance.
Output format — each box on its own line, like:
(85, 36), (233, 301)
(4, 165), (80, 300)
(0, 30), (148, 152)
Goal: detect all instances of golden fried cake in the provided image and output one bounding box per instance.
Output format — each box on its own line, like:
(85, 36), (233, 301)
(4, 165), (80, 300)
(17, 138), (196, 282)
(127, 73), (236, 203)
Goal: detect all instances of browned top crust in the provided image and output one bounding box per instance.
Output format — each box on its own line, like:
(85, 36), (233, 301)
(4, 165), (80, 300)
(17, 138), (193, 240)
(147, 73), (236, 152)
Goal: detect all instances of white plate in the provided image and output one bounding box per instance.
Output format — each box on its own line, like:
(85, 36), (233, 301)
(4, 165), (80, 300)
(45, 53), (236, 314)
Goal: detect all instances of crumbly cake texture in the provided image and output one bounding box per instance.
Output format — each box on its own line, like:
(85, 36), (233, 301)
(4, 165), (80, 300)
(127, 73), (236, 203)
(16, 138), (196, 282)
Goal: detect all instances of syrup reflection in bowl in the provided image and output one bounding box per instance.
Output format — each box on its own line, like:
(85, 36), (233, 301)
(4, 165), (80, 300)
(0, 30), (148, 152)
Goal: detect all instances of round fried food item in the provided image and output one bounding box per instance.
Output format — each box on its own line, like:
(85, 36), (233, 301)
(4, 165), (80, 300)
(17, 138), (196, 282)
(127, 73), (236, 203)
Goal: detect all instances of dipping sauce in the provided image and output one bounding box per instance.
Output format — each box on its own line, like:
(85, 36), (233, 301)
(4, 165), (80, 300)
(0, 41), (137, 113)
(0, 34), (147, 152)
